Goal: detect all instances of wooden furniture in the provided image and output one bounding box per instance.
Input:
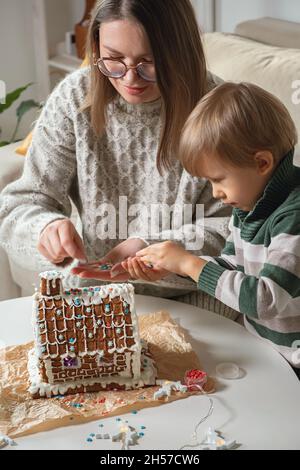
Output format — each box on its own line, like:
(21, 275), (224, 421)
(32, 0), (84, 101)
(75, 0), (96, 59)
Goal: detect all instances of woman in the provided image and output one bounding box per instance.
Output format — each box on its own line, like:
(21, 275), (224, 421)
(0, 0), (235, 318)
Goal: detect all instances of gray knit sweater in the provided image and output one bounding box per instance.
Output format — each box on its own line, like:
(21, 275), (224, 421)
(0, 67), (231, 295)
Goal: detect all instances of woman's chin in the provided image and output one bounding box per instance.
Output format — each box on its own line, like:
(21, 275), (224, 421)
(121, 93), (147, 104)
(117, 85), (160, 105)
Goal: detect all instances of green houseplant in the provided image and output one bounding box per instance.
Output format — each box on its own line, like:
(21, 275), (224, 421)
(0, 83), (42, 147)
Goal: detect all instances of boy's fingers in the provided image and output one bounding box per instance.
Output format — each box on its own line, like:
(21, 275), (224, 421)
(130, 258), (151, 281)
(136, 248), (150, 257)
(121, 261), (129, 270)
(110, 262), (126, 277)
(131, 258), (143, 279)
(140, 255), (154, 266)
(136, 259), (154, 281)
(125, 258), (134, 279)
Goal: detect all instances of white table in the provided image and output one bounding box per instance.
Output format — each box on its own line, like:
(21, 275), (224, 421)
(1, 295), (299, 450)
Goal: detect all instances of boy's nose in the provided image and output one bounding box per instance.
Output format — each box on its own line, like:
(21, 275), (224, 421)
(213, 188), (225, 200)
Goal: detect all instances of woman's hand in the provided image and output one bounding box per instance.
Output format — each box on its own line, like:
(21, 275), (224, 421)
(71, 238), (149, 281)
(137, 241), (207, 281)
(38, 219), (87, 265)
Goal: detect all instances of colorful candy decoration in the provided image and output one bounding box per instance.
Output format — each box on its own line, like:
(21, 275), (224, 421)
(184, 369), (208, 391)
(63, 357), (78, 368)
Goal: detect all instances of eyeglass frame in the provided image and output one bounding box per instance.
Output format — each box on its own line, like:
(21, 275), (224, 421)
(94, 57), (157, 83)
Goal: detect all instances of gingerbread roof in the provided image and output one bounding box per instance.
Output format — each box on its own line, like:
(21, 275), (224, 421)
(33, 272), (139, 360)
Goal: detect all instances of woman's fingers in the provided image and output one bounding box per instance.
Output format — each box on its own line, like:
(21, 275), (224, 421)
(71, 267), (112, 280)
(71, 261), (115, 277)
(37, 240), (56, 263)
(47, 229), (69, 263)
(58, 223), (86, 261)
(38, 219), (87, 265)
(73, 230), (87, 262)
(40, 236), (68, 264)
(77, 269), (130, 282)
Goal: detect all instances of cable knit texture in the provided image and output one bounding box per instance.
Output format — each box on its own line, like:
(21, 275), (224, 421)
(0, 67), (237, 318)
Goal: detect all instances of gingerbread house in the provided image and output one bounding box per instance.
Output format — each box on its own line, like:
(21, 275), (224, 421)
(28, 271), (157, 398)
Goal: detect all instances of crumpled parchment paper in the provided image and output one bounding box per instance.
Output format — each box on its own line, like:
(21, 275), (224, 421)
(0, 310), (214, 438)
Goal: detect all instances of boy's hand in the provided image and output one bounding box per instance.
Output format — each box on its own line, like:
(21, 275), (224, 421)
(121, 257), (169, 282)
(71, 238), (150, 281)
(136, 241), (207, 282)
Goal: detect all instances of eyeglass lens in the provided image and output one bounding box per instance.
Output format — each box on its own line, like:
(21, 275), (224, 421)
(98, 59), (156, 82)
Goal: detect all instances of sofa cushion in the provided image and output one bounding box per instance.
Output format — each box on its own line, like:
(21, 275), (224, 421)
(203, 32), (300, 165)
(235, 17), (300, 49)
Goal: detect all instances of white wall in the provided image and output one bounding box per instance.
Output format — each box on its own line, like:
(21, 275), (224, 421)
(192, 0), (300, 32)
(0, 0), (84, 143)
(1, 0), (299, 142)
(216, 0), (300, 32)
(0, 0), (37, 143)
(192, 0), (216, 32)
(46, 0), (84, 56)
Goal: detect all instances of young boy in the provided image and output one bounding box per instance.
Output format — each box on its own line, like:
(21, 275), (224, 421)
(135, 82), (300, 377)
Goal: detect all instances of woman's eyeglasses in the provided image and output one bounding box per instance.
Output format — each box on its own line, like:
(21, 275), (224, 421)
(94, 57), (156, 83)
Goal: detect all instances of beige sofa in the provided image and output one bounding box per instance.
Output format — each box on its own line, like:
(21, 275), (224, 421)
(0, 17), (300, 299)
(203, 17), (300, 166)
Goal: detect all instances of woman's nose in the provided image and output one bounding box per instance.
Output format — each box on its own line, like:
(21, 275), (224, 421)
(123, 67), (138, 83)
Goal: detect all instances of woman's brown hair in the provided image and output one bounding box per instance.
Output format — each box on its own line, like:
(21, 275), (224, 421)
(82, 0), (208, 173)
(179, 82), (298, 175)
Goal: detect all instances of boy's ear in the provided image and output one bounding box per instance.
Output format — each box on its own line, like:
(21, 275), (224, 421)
(254, 150), (275, 175)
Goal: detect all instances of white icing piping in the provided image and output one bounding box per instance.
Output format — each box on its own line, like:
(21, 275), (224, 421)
(34, 284), (137, 359)
(28, 347), (157, 398)
(39, 270), (63, 296)
(30, 279), (148, 394)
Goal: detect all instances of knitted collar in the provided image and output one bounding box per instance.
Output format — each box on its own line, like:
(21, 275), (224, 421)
(235, 148), (300, 223)
(112, 94), (162, 115)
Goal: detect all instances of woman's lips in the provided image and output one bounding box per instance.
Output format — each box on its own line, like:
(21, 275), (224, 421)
(124, 85), (148, 95)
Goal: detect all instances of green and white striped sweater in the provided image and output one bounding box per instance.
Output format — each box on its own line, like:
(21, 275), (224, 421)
(198, 150), (300, 368)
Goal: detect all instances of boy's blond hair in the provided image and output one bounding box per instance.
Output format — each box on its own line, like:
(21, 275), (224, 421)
(179, 82), (298, 175)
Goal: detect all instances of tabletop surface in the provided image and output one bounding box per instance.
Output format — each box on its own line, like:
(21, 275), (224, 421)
(1, 294), (299, 450)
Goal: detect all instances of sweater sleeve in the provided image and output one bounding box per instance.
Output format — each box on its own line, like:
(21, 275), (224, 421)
(140, 172), (232, 257)
(0, 78), (77, 272)
(198, 211), (300, 319)
(201, 216), (238, 270)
